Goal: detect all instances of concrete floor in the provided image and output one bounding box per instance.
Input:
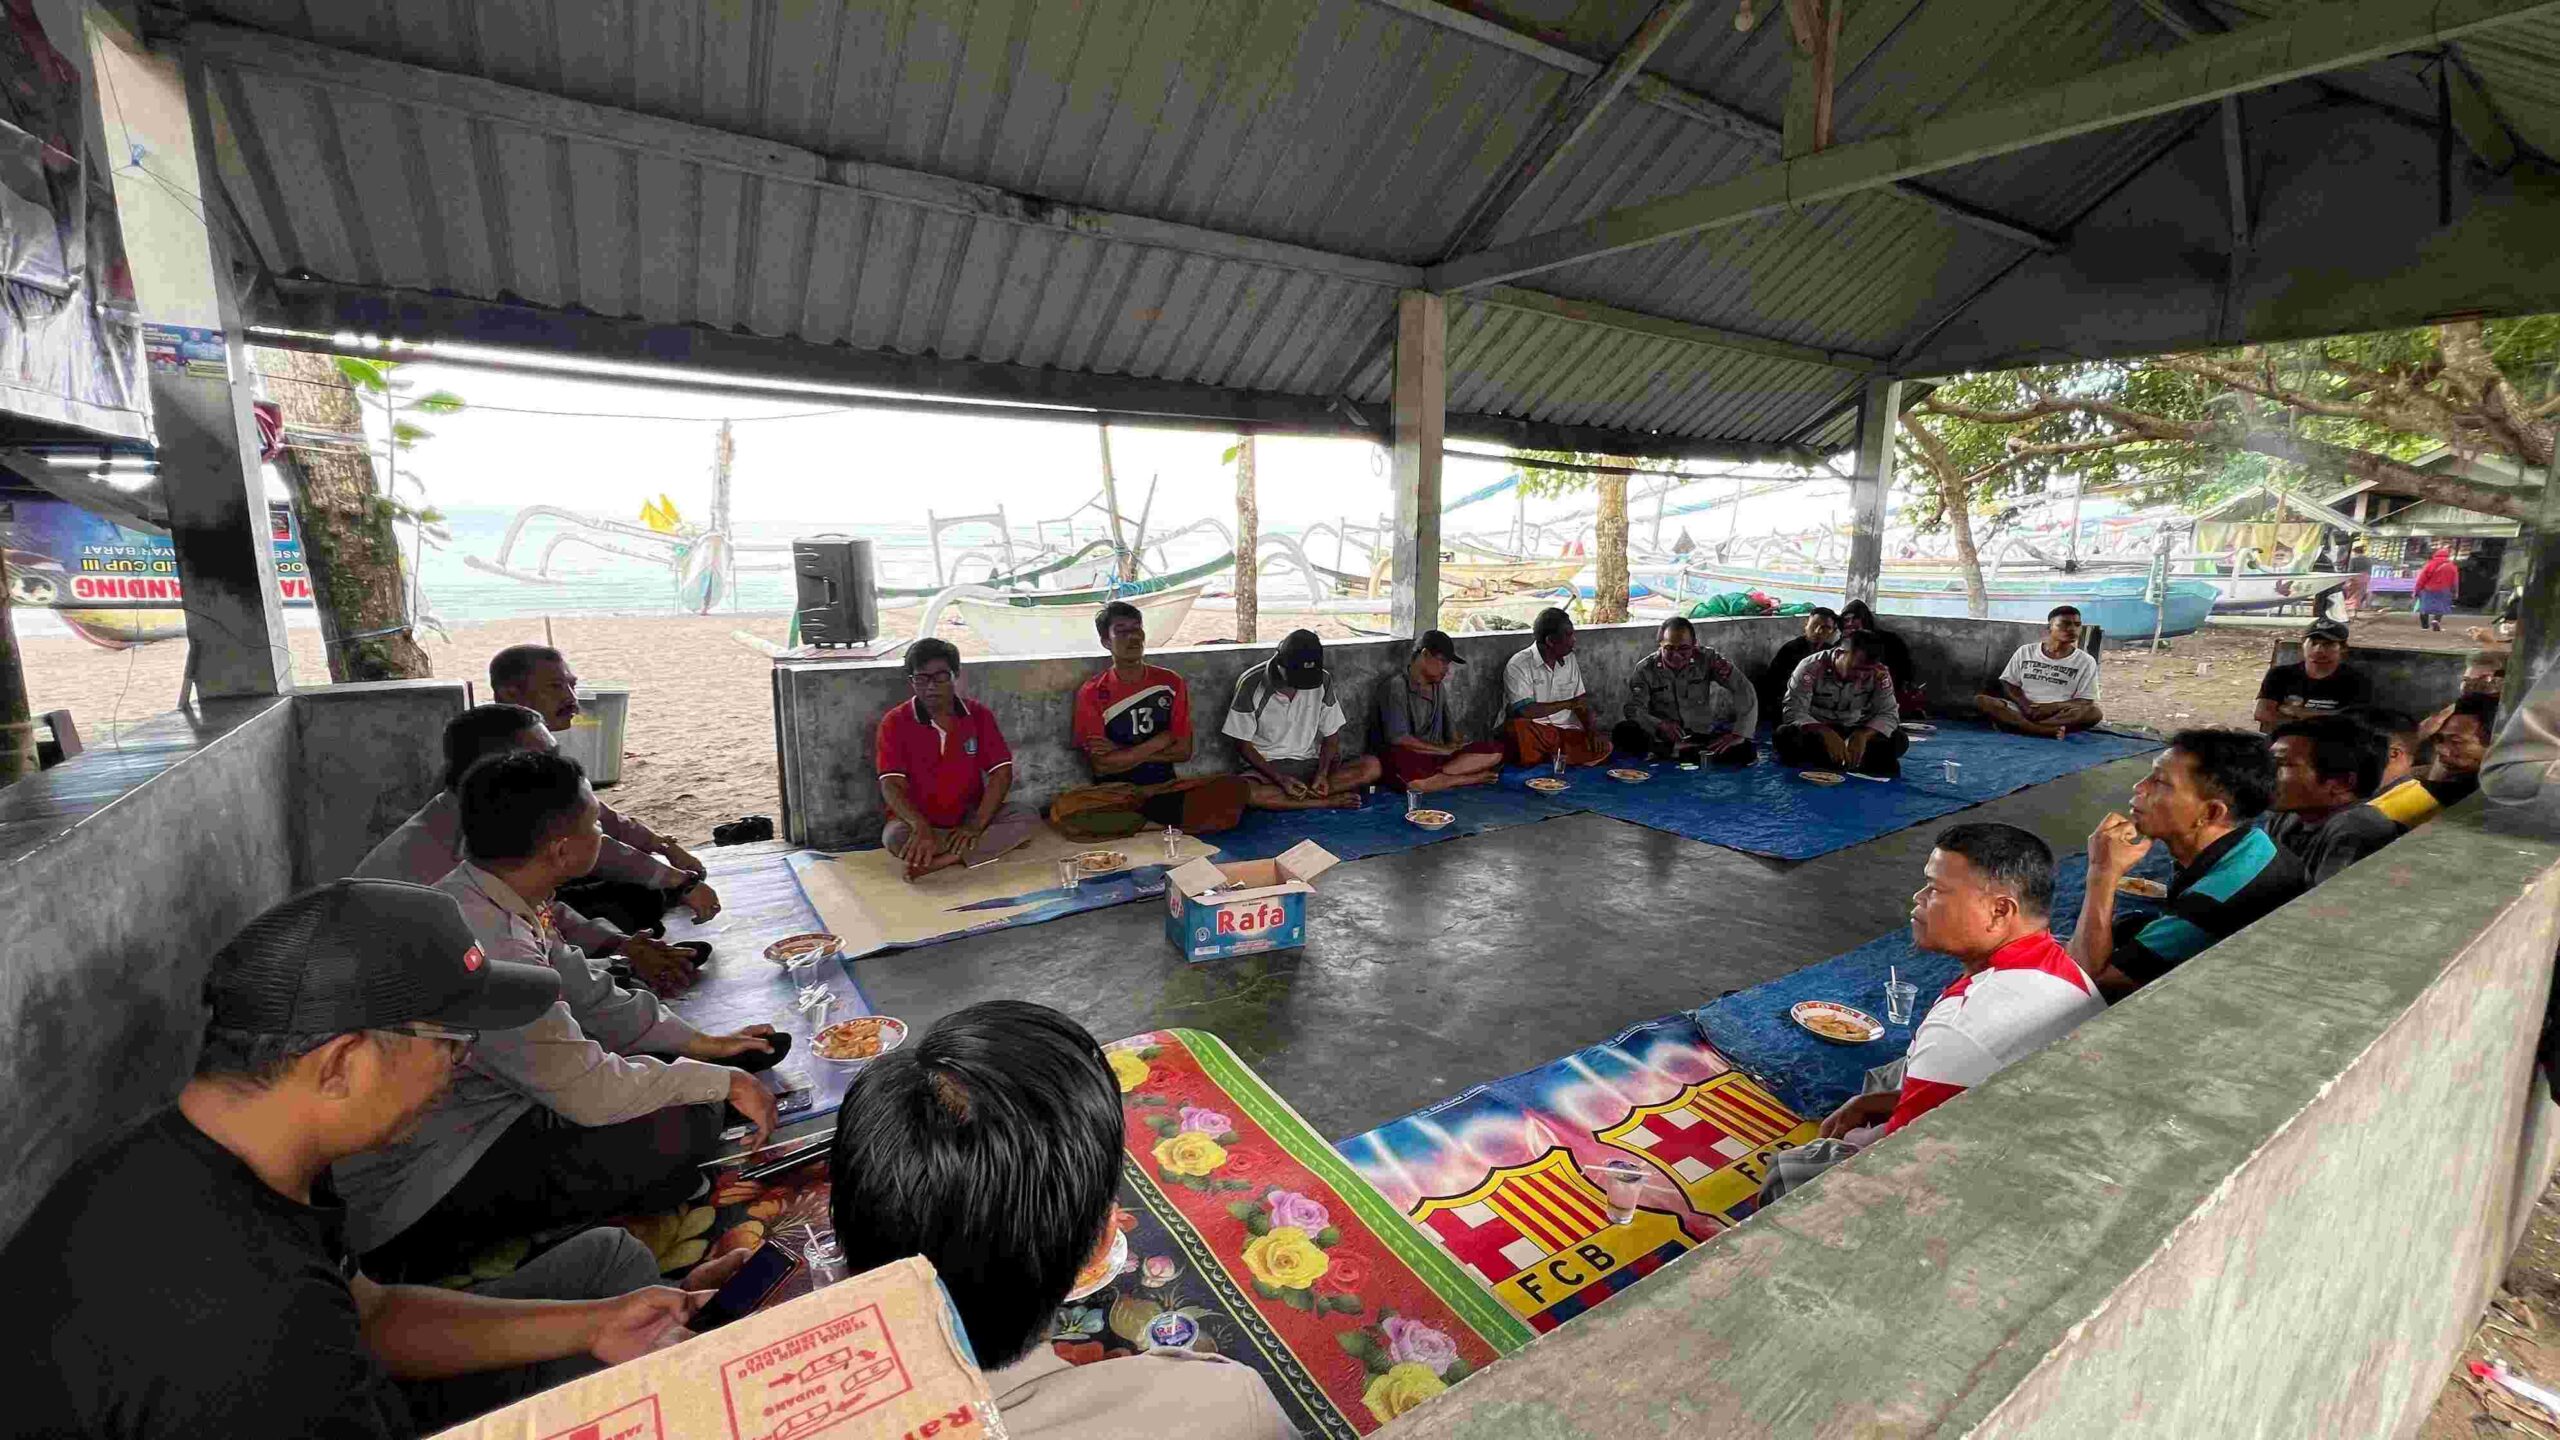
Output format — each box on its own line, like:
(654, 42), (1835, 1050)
(852, 753), (2160, 1140)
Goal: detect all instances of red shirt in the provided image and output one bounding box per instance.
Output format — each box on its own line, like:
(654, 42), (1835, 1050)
(877, 697), (1014, 828)
(1072, 665), (1191, 786)
(1884, 930), (2103, 1135)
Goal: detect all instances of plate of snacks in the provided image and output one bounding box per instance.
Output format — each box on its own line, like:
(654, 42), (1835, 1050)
(1607, 768), (1651, 783)
(1799, 770), (1848, 786)
(812, 1015), (908, 1064)
(1066, 1221), (1131, 1302)
(1405, 808), (1456, 830)
(764, 933), (840, 969)
(1790, 1000), (1884, 1045)
(1074, 850), (1130, 875)
(1526, 776), (1571, 793)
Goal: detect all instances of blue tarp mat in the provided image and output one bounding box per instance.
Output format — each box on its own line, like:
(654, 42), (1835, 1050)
(1561, 722), (2160, 860)
(1689, 850), (2174, 1118)
(665, 843), (874, 1122)
(1208, 771), (1579, 862)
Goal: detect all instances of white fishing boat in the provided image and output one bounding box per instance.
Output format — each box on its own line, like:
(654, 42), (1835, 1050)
(924, 581), (1209, 655)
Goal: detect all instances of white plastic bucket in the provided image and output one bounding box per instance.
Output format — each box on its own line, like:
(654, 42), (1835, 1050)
(557, 685), (631, 787)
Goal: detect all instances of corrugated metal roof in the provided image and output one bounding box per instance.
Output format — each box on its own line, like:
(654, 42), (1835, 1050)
(170, 0), (2560, 457)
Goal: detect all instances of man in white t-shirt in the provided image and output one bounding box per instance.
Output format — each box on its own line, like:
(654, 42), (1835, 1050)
(1223, 629), (1381, 810)
(1976, 605), (2103, 738)
(1502, 607), (1612, 768)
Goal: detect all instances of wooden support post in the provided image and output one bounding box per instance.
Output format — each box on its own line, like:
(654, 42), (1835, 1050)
(1845, 377), (1902, 609)
(1391, 292), (1446, 639)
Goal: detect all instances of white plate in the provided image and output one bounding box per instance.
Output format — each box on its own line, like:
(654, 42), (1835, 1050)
(811, 1015), (909, 1065)
(1790, 1000), (1885, 1044)
(1065, 1228), (1130, 1302)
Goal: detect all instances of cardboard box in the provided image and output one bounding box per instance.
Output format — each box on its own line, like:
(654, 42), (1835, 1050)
(1162, 840), (1339, 961)
(432, 1255), (999, 1440)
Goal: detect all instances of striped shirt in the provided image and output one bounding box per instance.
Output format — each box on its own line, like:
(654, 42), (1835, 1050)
(2112, 827), (2306, 987)
(1886, 931), (2103, 1134)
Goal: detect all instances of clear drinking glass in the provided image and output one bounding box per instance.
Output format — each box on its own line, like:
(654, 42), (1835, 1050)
(1162, 825), (1182, 863)
(1056, 857), (1079, 890)
(1885, 979), (1919, 1026)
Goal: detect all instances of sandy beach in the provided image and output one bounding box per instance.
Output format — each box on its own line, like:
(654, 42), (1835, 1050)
(14, 603), (2482, 847)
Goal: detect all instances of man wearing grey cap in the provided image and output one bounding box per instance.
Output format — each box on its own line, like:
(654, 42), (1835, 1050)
(0, 881), (753, 1438)
(1375, 629), (1507, 794)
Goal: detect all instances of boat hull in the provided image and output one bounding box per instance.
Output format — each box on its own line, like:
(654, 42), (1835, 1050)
(1674, 564), (2220, 637)
(952, 582), (1206, 655)
(2198, 571), (2347, 613)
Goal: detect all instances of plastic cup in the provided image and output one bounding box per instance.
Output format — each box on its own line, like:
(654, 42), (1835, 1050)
(1885, 979), (1918, 1026)
(1584, 1161), (1646, 1226)
(1941, 759), (1962, 785)
(1056, 858), (1080, 891)
(799, 1224), (849, 1287)
(1162, 825), (1182, 863)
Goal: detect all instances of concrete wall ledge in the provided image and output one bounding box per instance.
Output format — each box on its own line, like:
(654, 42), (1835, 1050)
(1383, 802), (2560, 1438)
(776, 614), (2086, 850)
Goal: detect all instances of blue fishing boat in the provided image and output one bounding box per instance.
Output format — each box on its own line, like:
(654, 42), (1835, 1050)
(1668, 562), (2221, 637)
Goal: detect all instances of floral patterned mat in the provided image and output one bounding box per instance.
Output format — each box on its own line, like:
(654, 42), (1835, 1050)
(458, 1029), (1529, 1435)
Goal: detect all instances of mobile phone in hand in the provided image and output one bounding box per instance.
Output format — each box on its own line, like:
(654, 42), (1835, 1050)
(690, 1241), (799, 1332)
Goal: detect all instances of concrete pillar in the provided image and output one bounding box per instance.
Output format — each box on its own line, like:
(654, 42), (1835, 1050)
(1844, 376), (1902, 609)
(153, 45), (290, 697)
(1391, 291), (1445, 639)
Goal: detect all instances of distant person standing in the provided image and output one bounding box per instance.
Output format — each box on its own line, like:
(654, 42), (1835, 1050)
(1975, 606), (2103, 738)
(2343, 543), (2375, 616)
(2254, 621), (2370, 733)
(2413, 547), (2460, 632)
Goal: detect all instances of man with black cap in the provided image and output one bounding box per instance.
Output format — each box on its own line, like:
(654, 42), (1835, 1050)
(1375, 629), (1507, 794)
(1223, 628), (1380, 809)
(2, 881), (750, 1438)
(2255, 620), (2371, 733)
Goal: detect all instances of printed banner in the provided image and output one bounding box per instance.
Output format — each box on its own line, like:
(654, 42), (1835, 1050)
(1, 495), (310, 610)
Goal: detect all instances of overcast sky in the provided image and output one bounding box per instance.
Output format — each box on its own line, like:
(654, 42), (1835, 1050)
(343, 357), (1855, 541)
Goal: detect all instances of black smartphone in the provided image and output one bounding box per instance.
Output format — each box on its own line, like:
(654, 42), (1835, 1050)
(774, 1082), (815, 1118)
(690, 1241), (799, 1332)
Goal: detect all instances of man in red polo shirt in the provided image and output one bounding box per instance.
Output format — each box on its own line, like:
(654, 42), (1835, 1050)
(877, 639), (1040, 880)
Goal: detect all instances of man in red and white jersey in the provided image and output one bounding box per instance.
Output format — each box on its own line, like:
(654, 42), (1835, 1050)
(1815, 822), (2103, 1144)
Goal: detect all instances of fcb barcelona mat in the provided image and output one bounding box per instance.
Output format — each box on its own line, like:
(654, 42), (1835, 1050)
(1336, 1013), (1816, 1334)
(1692, 851), (2174, 1118)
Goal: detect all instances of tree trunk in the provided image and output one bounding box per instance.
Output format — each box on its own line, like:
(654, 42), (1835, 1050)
(1234, 436), (1259, 643)
(253, 348), (431, 681)
(1594, 467), (1630, 623)
(1903, 420), (1989, 618)
(0, 547), (34, 783)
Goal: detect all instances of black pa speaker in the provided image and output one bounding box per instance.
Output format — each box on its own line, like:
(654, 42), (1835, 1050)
(794, 535), (878, 647)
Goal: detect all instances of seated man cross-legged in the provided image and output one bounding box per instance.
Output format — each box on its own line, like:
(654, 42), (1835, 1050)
(1613, 615), (1758, 765)
(2071, 729), (2305, 998)
(1502, 607), (1613, 768)
(1224, 629), (1380, 809)
(876, 638), (1041, 879)
(1762, 824), (2103, 1202)
(338, 752), (782, 1282)
(1, 881), (756, 1438)
(1052, 600), (1250, 839)
(1774, 630), (1908, 776)
(1375, 629), (1507, 794)
(830, 1002), (1292, 1439)
(1977, 605), (2103, 738)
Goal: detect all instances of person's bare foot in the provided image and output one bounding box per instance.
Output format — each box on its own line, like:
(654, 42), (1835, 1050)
(1328, 791), (1363, 809)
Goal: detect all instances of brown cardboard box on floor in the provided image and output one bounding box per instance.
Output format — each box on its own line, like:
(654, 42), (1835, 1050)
(432, 1255), (1001, 1440)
